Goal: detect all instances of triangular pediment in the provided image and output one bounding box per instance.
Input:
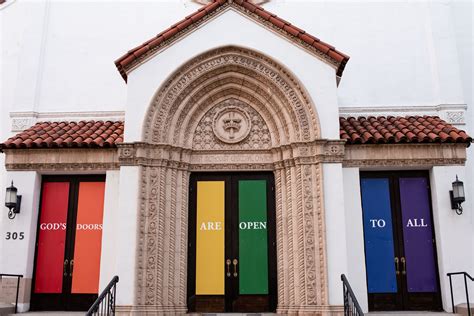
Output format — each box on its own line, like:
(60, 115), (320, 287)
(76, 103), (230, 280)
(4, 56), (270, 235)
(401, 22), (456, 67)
(115, 0), (349, 82)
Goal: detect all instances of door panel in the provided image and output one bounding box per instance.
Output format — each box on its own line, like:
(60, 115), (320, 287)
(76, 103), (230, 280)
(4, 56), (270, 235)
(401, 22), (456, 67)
(195, 181), (225, 295)
(34, 182), (70, 294)
(188, 173), (276, 313)
(399, 178), (437, 293)
(238, 180), (268, 295)
(361, 172), (442, 312)
(361, 178), (398, 294)
(71, 182), (106, 294)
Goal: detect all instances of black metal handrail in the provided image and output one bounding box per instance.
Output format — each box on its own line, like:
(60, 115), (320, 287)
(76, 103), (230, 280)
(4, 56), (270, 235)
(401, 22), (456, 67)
(341, 274), (364, 316)
(447, 271), (473, 316)
(0, 273), (23, 314)
(86, 275), (119, 316)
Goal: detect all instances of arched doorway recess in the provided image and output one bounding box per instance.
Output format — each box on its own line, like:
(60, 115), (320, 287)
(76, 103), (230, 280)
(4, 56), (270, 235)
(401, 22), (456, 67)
(118, 46), (345, 314)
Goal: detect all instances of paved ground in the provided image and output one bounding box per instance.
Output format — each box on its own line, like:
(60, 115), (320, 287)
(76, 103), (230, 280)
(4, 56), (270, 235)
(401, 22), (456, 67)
(367, 312), (459, 316)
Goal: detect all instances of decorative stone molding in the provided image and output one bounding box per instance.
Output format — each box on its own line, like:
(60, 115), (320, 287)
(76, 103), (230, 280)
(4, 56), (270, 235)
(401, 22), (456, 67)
(128, 46), (339, 314)
(9, 111), (125, 132)
(3, 149), (119, 171)
(339, 103), (467, 126)
(118, 140), (345, 169)
(11, 118), (33, 132)
(446, 111), (465, 125)
(343, 143), (468, 168)
(144, 47), (320, 146)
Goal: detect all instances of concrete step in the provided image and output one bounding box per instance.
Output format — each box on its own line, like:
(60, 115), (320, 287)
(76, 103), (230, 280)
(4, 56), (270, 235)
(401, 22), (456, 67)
(455, 303), (474, 316)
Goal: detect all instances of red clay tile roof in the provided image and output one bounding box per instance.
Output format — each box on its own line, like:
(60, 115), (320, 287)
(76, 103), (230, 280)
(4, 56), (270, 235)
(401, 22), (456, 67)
(1, 121), (124, 149)
(2, 116), (471, 150)
(115, 0), (349, 81)
(340, 116), (472, 146)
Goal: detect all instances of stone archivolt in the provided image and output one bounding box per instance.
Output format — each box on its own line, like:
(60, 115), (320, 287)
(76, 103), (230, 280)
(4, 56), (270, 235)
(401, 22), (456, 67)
(119, 46), (345, 314)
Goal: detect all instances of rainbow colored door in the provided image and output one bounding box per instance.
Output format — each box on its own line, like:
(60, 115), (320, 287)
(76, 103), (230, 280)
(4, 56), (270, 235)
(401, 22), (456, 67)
(187, 173), (277, 313)
(31, 175), (105, 311)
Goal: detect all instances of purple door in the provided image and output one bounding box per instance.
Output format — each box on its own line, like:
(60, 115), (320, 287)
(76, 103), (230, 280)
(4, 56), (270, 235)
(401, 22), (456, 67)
(361, 172), (442, 311)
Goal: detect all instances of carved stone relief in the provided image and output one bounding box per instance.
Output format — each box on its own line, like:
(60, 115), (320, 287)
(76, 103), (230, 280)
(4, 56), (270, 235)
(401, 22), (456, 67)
(446, 111), (465, 125)
(193, 98), (271, 150)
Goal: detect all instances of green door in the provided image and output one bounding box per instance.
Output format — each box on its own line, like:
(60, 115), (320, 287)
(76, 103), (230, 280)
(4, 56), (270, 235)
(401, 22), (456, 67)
(187, 173), (277, 313)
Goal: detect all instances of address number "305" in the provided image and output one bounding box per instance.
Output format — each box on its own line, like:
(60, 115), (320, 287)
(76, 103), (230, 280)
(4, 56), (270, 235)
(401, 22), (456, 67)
(5, 232), (24, 240)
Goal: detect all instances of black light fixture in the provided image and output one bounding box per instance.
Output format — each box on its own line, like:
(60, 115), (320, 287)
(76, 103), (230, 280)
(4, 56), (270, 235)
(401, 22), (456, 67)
(5, 181), (22, 219)
(450, 175), (465, 215)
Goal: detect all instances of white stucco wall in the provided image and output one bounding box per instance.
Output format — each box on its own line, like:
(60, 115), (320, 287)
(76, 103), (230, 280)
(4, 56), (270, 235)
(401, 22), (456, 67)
(323, 163), (348, 306)
(0, 171), (40, 312)
(430, 166), (473, 311)
(342, 167), (368, 312)
(115, 166), (141, 306)
(99, 170), (121, 292)
(0, 171), (41, 278)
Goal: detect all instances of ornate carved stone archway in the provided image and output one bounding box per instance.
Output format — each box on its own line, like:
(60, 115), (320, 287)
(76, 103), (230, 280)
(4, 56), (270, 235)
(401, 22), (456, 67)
(118, 46), (345, 314)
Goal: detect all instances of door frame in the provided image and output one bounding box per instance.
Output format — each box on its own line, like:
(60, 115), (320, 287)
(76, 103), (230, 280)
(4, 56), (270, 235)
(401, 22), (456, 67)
(30, 174), (105, 311)
(186, 172), (277, 313)
(360, 170), (442, 311)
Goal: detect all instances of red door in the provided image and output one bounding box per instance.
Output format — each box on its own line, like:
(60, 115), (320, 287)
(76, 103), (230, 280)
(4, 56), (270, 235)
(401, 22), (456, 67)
(31, 175), (106, 311)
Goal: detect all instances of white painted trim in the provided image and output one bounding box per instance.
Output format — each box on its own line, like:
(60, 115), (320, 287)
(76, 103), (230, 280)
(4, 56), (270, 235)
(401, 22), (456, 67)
(339, 104), (467, 125)
(10, 110), (125, 119)
(9, 111), (125, 132)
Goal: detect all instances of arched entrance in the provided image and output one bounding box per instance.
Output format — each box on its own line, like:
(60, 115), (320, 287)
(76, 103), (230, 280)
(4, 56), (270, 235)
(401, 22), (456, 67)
(118, 46), (345, 314)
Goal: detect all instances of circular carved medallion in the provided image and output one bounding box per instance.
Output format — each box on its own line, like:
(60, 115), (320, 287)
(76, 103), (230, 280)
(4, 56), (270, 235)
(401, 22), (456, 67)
(213, 107), (251, 144)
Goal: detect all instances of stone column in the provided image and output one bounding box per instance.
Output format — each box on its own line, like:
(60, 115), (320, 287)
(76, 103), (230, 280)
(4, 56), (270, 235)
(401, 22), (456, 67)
(276, 162), (330, 314)
(133, 164), (189, 314)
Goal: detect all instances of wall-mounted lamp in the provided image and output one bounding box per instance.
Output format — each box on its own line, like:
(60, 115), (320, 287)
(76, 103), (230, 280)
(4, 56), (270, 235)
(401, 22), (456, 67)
(5, 181), (21, 219)
(450, 175), (465, 215)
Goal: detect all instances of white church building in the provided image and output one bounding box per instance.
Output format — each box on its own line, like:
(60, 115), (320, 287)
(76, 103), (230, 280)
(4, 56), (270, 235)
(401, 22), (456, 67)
(0, 0), (472, 314)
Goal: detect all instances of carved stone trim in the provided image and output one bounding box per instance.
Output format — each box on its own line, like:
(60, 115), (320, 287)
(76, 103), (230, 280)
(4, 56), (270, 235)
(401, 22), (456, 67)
(446, 111), (465, 125)
(343, 144), (468, 168)
(118, 140), (345, 168)
(3, 148), (119, 171)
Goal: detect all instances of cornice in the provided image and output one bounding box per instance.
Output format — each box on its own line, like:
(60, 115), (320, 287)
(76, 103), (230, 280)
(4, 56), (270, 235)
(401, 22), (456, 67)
(343, 143), (468, 168)
(3, 148), (119, 171)
(117, 140), (346, 169)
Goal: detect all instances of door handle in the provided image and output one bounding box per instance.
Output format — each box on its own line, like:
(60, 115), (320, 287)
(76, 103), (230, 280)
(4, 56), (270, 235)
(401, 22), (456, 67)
(69, 259), (74, 277)
(63, 259), (69, 276)
(226, 259), (231, 277)
(394, 257), (400, 275)
(400, 257), (406, 275)
(232, 259), (238, 277)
